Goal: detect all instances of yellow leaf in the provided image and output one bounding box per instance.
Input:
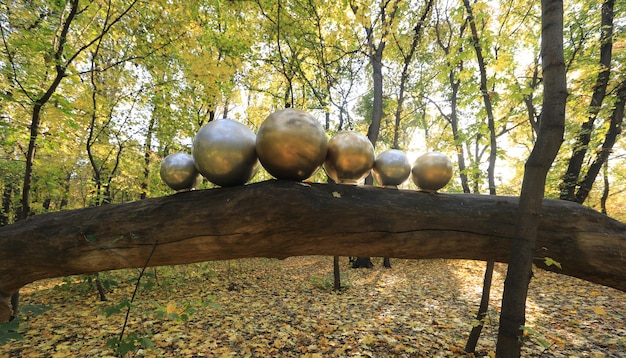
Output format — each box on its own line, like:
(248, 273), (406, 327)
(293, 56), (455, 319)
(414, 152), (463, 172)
(362, 335), (376, 345)
(166, 302), (177, 315)
(488, 351), (496, 358)
(593, 306), (607, 315)
(332, 191), (341, 198)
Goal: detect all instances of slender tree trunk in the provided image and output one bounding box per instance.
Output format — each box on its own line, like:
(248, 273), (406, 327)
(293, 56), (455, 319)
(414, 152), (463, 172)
(95, 273), (108, 301)
(19, 0), (80, 221)
(434, 10), (470, 193)
(392, 0), (434, 149)
(575, 80), (626, 203)
(1, 183), (11, 226)
(462, 1), (499, 350)
(560, 0), (614, 201)
(601, 159), (609, 215)
(368, 56), (384, 146)
(333, 256), (341, 291)
(352, 0), (401, 269)
(449, 80), (471, 193)
(141, 114), (157, 200)
(463, 0), (497, 196)
(465, 260), (494, 352)
(496, 1), (567, 356)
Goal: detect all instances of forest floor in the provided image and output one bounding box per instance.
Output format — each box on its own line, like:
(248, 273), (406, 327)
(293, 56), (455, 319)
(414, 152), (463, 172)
(1, 257), (624, 357)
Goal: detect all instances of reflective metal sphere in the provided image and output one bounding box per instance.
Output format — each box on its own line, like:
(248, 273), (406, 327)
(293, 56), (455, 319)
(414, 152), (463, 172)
(411, 152), (453, 192)
(192, 119), (259, 187)
(324, 131), (375, 184)
(256, 108), (328, 181)
(159, 153), (203, 191)
(372, 149), (411, 186)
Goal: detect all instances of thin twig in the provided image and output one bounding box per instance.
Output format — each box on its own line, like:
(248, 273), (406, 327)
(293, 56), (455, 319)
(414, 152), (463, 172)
(117, 240), (158, 354)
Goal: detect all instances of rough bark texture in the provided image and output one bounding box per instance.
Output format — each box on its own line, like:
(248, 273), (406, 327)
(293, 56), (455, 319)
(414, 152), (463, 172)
(496, 0), (568, 356)
(0, 180), (624, 322)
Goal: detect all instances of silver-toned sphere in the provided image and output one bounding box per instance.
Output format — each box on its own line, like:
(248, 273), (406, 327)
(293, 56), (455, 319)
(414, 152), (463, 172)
(411, 151), (453, 192)
(192, 119), (259, 187)
(256, 108), (328, 181)
(324, 131), (375, 184)
(160, 153), (203, 191)
(372, 149), (411, 186)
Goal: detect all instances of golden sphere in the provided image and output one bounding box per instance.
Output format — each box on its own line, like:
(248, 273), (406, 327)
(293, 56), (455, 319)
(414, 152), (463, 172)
(159, 153), (203, 191)
(372, 149), (411, 186)
(411, 152), (453, 192)
(256, 108), (328, 181)
(192, 119), (259, 187)
(324, 131), (375, 184)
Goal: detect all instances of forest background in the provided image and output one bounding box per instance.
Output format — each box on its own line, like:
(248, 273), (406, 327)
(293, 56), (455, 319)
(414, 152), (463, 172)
(1, 0), (626, 356)
(1, 0), (625, 221)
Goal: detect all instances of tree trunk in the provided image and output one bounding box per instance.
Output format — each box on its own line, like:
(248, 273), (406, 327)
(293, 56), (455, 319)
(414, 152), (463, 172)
(333, 256), (341, 291)
(496, 0), (567, 356)
(351, 257), (373, 269)
(575, 80), (626, 204)
(560, 0), (614, 202)
(19, 0), (80, 221)
(601, 159), (609, 215)
(463, 0), (498, 196)
(141, 114), (157, 200)
(465, 260), (494, 352)
(462, 1), (499, 350)
(392, 0), (434, 149)
(1, 183), (11, 226)
(1, 181), (624, 322)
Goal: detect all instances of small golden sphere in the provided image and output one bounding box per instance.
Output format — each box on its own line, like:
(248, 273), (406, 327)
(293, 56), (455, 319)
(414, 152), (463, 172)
(256, 108), (328, 181)
(159, 153), (203, 191)
(372, 149), (411, 186)
(411, 152), (453, 192)
(192, 119), (259, 187)
(324, 131), (375, 184)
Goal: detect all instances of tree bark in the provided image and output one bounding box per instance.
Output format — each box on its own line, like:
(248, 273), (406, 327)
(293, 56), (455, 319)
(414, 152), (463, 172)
(0, 181), (624, 322)
(496, 0), (568, 356)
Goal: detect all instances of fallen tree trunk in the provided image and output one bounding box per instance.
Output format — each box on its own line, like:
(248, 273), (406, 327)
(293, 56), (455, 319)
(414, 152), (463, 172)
(1, 180), (625, 321)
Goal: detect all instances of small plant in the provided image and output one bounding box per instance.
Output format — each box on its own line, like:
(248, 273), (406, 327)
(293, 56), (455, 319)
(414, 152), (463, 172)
(520, 325), (552, 351)
(0, 318), (22, 345)
(152, 299), (218, 323)
(0, 304), (51, 345)
(106, 331), (154, 357)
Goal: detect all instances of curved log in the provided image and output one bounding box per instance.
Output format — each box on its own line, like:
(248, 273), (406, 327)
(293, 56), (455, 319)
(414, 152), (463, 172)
(1, 180), (625, 321)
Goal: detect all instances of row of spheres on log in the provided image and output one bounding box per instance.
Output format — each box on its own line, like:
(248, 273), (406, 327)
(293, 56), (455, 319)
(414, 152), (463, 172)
(159, 108), (453, 192)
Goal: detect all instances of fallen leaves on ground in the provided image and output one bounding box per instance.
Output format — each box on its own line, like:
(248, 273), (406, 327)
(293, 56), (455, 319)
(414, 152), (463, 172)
(1, 257), (624, 357)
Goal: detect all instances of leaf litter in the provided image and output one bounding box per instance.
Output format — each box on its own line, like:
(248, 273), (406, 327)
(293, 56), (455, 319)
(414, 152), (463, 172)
(1, 257), (624, 357)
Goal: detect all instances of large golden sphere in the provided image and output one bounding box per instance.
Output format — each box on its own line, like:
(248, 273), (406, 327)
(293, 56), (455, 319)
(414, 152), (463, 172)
(192, 119), (259, 187)
(256, 108), (328, 181)
(411, 151), (453, 192)
(159, 153), (203, 191)
(324, 131), (375, 184)
(372, 149), (411, 186)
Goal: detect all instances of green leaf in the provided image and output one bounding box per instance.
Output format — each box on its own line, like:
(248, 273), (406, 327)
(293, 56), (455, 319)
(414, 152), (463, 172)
(19, 304), (52, 315)
(544, 257), (562, 269)
(103, 299), (131, 317)
(0, 319), (23, 344)
(521, 325), (551, 349)
(138, 336), (154, 349)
